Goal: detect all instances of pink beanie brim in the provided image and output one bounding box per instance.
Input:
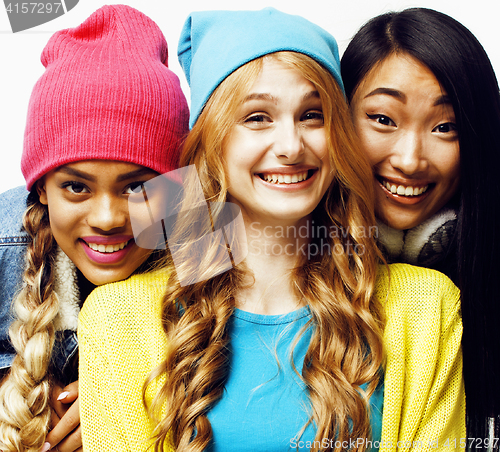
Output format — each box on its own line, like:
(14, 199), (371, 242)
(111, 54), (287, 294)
(22, 5), (189, 190)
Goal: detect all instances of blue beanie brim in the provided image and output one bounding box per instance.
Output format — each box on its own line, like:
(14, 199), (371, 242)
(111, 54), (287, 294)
(178, 8), (344, 128)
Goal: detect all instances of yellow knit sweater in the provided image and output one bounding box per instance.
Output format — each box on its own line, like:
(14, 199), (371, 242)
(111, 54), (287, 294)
(79, 264), (465, 451)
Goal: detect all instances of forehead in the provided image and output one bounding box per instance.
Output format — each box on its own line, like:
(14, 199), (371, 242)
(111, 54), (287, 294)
(50, 160), (156, 182)
(248, 58), (316, 94)
(55, 160), (144, 172)
(355, 52), (445, 100)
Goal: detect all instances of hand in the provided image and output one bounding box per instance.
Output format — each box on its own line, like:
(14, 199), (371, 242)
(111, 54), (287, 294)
(41, 380), (82, 452)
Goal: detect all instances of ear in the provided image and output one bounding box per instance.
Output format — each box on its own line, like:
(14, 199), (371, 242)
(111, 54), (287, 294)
(36, 179), (49, 205)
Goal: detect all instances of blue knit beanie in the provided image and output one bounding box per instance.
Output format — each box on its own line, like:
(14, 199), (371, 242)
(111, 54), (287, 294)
(178, 7), (343, 128)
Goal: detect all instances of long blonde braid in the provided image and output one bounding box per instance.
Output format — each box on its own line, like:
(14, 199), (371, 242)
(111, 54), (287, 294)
(0, 200), (59, 451)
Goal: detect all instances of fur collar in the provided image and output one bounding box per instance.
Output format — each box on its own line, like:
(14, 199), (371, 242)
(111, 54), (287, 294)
(52, 247), (81, 331)
(377, 207), (457, 266)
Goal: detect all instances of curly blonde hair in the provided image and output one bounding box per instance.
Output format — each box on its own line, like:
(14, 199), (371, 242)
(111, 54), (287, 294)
(0, 199), (59, 452)
(145, 52), (384, 452)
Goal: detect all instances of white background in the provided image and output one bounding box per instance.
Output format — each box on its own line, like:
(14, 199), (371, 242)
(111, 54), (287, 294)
(0, 0), (497, 194)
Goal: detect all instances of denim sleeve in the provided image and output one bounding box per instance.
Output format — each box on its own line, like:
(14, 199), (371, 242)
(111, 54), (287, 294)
(0, 186), (29, 370)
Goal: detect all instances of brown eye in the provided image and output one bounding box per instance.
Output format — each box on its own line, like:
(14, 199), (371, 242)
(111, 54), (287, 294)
(367, 114), (396, 127)
(302, 111), (324, 124)
(244, 114), (268, 123)
(62, 182), (89, 194)
(242, 113), (272, 129)
(126, 183), (146, 194)
(433, 123), (457, 133)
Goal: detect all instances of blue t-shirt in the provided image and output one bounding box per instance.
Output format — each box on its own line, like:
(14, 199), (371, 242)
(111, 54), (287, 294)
(206, 306), (383, 451)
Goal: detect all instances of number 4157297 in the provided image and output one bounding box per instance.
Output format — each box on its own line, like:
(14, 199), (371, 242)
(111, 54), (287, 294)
(5, 3), (62, 14)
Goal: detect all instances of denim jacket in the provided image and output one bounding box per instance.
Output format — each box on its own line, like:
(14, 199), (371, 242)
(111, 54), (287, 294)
(0, 186), (79, 384)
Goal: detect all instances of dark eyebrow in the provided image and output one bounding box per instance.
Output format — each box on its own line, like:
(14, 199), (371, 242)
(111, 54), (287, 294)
(434, 95), (452, 107)
(55, 166), (96, 182)
(364, 88), (452, 109)
(55, 166), (157, 183)
(364, 87), (406, 102)
(116, 168), (158, 182)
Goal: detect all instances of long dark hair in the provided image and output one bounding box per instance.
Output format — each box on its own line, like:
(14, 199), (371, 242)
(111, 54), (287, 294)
(341, 7), (500, 446)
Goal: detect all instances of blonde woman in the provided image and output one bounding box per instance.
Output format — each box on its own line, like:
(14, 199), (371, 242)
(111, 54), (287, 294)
(0, 5), (188, 452)
(79, 8), (464, 452)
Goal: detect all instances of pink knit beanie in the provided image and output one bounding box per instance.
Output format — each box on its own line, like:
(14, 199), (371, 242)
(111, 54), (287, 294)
(21, 5), (189, 190)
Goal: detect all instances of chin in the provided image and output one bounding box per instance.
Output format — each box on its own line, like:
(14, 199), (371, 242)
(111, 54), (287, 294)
(81, 268), (132, 286)
(377, 211), (423, 231)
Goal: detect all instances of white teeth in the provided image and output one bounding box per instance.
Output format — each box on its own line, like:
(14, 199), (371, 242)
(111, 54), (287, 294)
(383, 181), (429, 197)
(261, 171), (309, 184)
(87, 241), (129, 253)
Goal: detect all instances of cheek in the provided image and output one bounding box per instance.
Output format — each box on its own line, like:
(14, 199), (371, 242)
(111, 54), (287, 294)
(352, 122), (383, 166)
(224, 154), (245, 181)
(305, 130), (328, 159)
(444, 164), (461, 199)
(46, 202), (85, 247)
(224, 146), (260, 179)
(438, 145), (460, 188)
(47, 204), (74, 235)
(357, 133), (388, 168)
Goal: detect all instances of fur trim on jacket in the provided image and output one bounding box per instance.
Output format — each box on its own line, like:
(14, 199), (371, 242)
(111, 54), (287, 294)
(53, 247), (81, 332)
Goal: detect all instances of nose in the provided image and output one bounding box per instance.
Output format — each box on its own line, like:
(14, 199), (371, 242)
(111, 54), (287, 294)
(272, 119), (304, 162)
(389, 131), (428, 175)
(87, 194), (127, 231)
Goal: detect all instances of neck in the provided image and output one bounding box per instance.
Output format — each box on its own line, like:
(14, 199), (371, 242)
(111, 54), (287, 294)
(77, 269), (97, 301)
(235, 216), (312, 315)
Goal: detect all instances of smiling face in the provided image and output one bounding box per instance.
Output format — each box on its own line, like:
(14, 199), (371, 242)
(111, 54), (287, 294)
(223, 58), (334, 227)
(350, 53), (460, 230)
(38, 160), (159, 285)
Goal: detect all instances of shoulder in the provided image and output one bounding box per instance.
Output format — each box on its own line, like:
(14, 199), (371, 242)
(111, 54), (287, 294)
(376, 263), (459, 302)
(78, 272), (172, 451)
(0, 186), (29, 240)
(0, 187), (30, 329)
(0, 185), (29, 207)
(79, 270), (170, 332)
(378, 264), (465, 441)
(78, 270), (171, 373)
(376, 263), (461, 331)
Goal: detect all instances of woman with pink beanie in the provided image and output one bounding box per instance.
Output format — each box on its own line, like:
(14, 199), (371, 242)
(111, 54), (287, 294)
(0, 5), (188, 452)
